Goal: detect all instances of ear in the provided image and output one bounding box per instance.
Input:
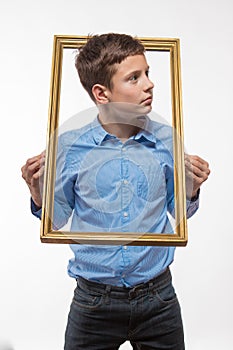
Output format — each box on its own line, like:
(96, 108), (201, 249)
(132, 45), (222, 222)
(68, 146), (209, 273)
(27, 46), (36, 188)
(92, 84), (109, 104)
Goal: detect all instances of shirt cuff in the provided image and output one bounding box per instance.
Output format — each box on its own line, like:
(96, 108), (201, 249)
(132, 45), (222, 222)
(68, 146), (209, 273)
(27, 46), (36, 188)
(190, 189), (200, 202)
(31, 198), (42, 219)
(186, 189), (200, 218)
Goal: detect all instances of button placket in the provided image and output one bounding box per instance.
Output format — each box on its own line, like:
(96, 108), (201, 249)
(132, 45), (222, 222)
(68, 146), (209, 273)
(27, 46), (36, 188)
(121, 146), (130, 226)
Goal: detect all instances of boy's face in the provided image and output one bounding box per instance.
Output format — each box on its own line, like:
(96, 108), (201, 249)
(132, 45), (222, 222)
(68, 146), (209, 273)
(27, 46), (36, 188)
(106, 54), (154, 113)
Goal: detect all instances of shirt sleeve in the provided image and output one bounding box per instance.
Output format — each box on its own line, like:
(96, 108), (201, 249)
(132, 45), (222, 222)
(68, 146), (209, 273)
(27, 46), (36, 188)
(30, 133), (77, 230)
(52, 133), (77, 230)
(165, 156), (200, 219)
(31, 198), (42, 219)
(186, 189), (200, 218)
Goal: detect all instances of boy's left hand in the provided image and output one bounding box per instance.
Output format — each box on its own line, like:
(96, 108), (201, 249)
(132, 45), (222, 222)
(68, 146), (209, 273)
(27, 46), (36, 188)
(184, 154), (210, 200)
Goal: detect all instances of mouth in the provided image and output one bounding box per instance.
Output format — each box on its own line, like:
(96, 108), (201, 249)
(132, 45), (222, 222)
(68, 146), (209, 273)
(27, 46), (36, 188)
(142, 96), (153, 105)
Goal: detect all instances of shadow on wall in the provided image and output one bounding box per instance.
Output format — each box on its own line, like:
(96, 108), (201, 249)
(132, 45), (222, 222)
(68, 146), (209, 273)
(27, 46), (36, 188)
(0, 342), (14, 350)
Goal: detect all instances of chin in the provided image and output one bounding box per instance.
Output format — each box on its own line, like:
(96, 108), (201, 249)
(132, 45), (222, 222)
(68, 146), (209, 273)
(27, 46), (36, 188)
(142, 105), (152, 114)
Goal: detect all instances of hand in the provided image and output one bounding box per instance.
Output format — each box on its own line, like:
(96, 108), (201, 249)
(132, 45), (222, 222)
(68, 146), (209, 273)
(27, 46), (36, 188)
(21, 151), (45, 208)
(185, 154), (210, 200)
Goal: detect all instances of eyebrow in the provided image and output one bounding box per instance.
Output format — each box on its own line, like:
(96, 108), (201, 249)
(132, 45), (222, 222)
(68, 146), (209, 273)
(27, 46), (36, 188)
(125, 66), (150, 78)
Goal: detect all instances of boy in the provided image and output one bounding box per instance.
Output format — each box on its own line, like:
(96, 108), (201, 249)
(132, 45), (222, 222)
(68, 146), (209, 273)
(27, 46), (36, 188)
(21, 33), (210, 349)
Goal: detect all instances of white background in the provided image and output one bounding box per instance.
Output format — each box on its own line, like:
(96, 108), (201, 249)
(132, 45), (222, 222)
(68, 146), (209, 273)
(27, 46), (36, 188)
(0, 0), (233, 349)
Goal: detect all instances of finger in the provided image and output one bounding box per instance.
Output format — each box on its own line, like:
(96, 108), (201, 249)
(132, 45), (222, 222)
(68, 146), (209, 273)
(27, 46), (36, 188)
(185, 157), (210, 176)
(185, 154), (210, 170)
(21, 163), (36, 184)
(25, 152), (45, 166)
(27, 160), (42, 176)
(185, 154), (207, 163)
(21, 156), (44, 179)
(186, 167), (209, 184)
(185, 164), (203, 179)
(31, 166), (45, 186)
(22, 159), (44, 185)
(185, 156), (205, 170)
(185, 163), (210, 180)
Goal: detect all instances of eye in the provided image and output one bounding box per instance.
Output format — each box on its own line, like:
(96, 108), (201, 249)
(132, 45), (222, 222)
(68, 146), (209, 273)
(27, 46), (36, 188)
(145, 70), (150, 77)
(129, 74), (138, 81)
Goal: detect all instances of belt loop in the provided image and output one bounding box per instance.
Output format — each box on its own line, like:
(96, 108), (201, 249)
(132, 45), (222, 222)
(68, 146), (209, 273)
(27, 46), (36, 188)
(104, 285), (111, 304)
(148, 282), (154, 302)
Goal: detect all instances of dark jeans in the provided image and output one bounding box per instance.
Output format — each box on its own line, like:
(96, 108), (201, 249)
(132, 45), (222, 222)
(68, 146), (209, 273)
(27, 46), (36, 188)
(64, 268), (185, 350)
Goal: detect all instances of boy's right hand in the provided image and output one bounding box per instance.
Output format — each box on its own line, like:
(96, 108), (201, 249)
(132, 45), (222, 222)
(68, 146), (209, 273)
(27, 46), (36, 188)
(21, 151), (45, 208)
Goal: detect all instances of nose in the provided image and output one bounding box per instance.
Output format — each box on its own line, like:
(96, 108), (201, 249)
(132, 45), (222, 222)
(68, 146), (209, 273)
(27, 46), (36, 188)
(143, 76), (154, 92)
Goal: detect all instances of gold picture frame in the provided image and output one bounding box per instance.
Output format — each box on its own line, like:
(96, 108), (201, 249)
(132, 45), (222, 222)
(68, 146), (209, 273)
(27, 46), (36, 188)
(40, 35), (188, 246)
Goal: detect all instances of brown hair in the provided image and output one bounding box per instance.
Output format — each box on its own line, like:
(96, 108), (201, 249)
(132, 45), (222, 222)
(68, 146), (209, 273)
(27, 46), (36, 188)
(75, 33), (145, 102)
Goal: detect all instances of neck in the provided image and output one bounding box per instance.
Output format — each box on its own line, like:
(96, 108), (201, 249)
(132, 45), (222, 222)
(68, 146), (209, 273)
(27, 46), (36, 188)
(99, 118), (140, 141)
(97, 103), (147, 141)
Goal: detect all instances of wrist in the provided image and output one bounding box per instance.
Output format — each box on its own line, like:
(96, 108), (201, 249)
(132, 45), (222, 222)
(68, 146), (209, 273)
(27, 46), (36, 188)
(190, 189), (200, 202)
(32, 196), (42, 209)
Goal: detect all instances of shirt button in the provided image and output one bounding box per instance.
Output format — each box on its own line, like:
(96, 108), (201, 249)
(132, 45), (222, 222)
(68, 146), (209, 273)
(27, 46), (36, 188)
(123, 179), (128, 185)
(123, 246), (127, 250)
(122, 147), (126, 152)
(123, 212), (128, 217)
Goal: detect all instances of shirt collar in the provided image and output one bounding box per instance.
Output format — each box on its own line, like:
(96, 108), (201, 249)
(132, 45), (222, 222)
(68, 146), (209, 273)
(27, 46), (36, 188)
(91, 117), (109, 145)
(134, 116), (157, 144)
(91, 115), (157, 145)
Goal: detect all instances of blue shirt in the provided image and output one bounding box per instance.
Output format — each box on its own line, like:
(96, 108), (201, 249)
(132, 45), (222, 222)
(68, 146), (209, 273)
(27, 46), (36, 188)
(32, 116), (199, 287)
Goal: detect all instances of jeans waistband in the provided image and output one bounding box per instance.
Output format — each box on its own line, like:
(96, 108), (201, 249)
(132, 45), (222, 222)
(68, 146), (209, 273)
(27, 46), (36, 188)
(76, 268), (171, 299)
